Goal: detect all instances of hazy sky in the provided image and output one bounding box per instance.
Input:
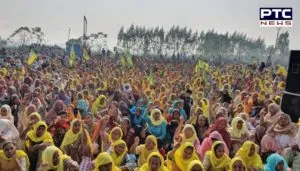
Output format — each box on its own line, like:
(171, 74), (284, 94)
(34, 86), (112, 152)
(0, 0), (299, 49)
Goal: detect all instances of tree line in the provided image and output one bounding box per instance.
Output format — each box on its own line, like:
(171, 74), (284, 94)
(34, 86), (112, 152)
(117, 24), (290, 64)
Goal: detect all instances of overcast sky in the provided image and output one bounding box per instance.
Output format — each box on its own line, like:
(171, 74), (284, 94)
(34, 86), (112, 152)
(0, 0), (299, 49)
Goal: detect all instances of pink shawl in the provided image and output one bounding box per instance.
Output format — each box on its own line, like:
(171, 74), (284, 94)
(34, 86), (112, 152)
(199, 131), (229, 160)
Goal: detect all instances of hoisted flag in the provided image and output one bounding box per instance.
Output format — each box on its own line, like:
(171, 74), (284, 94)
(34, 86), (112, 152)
(126, 50), (133, 67)
(148, 68), (155, 86)
(69, 45), (76, 67)
(27, 48), (38, 66)
(198, 60), (209, 71)
(277, 65), (287, 77)
(119, 55), (126, 67)
(83, 48), (90, 61)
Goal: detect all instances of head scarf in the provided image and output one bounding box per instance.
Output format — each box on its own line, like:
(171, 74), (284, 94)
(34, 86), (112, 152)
(182, 124), (198, 144)
(229, 157), (247, 171)
(132, 107), (144, 125)
(94, 152), (120, 171)
(209, 117), (228, 132)
(174, 142), (199, 171)
(200, 131), (229, 160)
(137, 135), (158, 167)
(77, 99), (88, 114)
(0, 68), (7, 76)
(150, 108), (166, 126)
(264, 153), (288, 171)
(108, 127), (123, 144)
(264, 103), (282, 125)
(42, 146), (71, 171)
(91, 95), (107, 114)
(270, 113), (298, 136)
(0, 143), (29, 169)
(111, 139), (128, 166)
(28, 112), (42, 122)
(258, 90), (266, 102)
(236, 141), (263, 169)
(0, 105), (14, 122)
(206, 117), (231, 150)
(206, 141), (231, 169)
(0, 119), (19, 143)
(46, 100), (64, 124)
(187, 160), (204, 171)
(228, 117), (247, 139)
(54, 100), (64, 112)
(25, 121), (53, 148)
(60, 119), (92, 150)
(140, 152), (168, 171)
(19, 104), (37, 130)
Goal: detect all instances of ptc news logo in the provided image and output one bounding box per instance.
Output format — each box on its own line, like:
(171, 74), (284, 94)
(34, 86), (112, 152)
(260, 8), (293, 27)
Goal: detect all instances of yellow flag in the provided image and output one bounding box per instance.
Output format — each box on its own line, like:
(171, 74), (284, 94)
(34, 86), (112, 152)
(27, 49), (37, 66)
(277, 65), (287, 77)
(69, 45), (76, 67)
(120, 55), (126, 67)
(83, 48), (90, 61)
(126, 50), (133, 67)
(194, 63), (199, 74)
(198, 60), (209, 71)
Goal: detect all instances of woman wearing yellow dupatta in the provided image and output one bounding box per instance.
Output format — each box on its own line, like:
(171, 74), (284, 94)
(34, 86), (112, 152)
(60, 119), (92, 164)
(38, 145), (79, 171)
(100, 127), (124, 152)
(228, 117), (249, 154)
(109, 127), (123, 144)
(110, 139), (137, 170)
(94, 152), (121, 171)
(25, 121), (53, 171)
(18, 112), (42, 151)
(131, 135), (158, 167)
(91, 94), (107, 114)
(139, 152), (168, 171)
(203, 141), (231, 171)
(187, 160), (204, 171)
(180, 124), (201, 155)
(167, 142), (199, 171)
(229, 157), (247, 171)
(0, 141), (30, 171)
(111, 140), (128, 166)
(235, 141), (263, 171)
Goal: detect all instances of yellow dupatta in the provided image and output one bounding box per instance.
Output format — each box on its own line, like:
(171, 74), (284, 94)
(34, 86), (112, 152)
(228, 117), (247, 139)
(29, 112), (42, 121)
(108, 127), (123, 144)
(201, 99), (209, 118)
(139, 152), (168, 171)
(91, 95), (107, 114)
(150, 108), (166, 126)
(60, 119), (92, 151)
(0, 150), (30, 170)
(174, 142), (199, 171)
(25, 121), (53, 148)
(137, 135), (158, 167)
(206, 141), (231, 169)
(229, 157), (247, 171)
(236, 141), (263, 169)
(111, 139), (128, 167)
(42, 146), (71, 171)
(94, 152), (120, 171)
(97, 81), (108, 91)
(182, 124), (197, 144)
(187, 160), (204, 171)
(258, 90), (266, 102)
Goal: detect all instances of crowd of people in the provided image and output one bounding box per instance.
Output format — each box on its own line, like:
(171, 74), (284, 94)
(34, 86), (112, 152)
(0, 53), (296, 171)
